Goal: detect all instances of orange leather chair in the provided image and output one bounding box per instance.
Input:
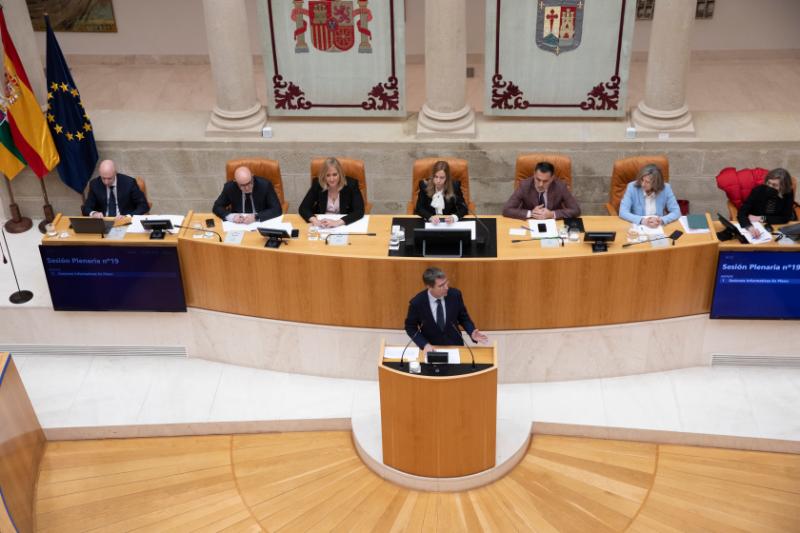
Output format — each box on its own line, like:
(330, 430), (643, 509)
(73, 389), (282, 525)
(407, 158), (476, 215)
(606, 156), (670, 215)
(226, 158), (288, 213)
(514, 154), (573, 191)
(135, 177), (152, 211)
(310, 157), (372, 213)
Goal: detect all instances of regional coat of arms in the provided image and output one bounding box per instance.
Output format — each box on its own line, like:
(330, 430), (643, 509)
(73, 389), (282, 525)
(536, 0), (584, 55)
(291, 0), (373, 53)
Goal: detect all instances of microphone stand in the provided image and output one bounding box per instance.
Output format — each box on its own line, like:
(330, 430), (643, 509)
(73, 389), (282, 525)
(622, 231), (683, 248)
(513, 225), (564, 246)
(174, 224), (223, 242)
(400, 326), (422, 369)
(466, 207), (491, 246)
(450, 322), (476, 368)
(1, 227), (33, 304)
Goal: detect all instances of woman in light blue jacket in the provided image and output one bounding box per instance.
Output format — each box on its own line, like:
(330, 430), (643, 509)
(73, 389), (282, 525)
(619, 164), (681, 228)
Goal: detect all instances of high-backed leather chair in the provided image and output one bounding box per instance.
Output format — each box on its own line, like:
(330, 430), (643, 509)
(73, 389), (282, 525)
(226, 158), (288, 213)
(310, 157), (371, 213)
(716, 167), (800, 220)
(135, 177), (152, 211)
(606, 155), (670, 215)
(407, 157), (476, 215)
(514, 154), (573, 191)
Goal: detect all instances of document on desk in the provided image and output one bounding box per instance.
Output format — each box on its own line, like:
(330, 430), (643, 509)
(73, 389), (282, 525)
(734, 221), (772, 244)
(383, 346), (419, 361)
(224, 230), (245, 244)
(634, 224), (665, 238)
(327, 215), (370, 234)
(222, 215), (290, 233)
(527, 218), (558, 238)
(128, 214), (184, 234)
(443, 348), (461, 364)
(424, 220), (476, 239)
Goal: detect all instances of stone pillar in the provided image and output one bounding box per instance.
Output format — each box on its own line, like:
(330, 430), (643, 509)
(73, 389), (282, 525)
(416, 0), (475, 137)
(631, 0), (695, 136)
(203, 0), (266, 136)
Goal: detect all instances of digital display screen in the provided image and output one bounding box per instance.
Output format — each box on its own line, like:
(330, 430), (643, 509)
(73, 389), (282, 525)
(39, 245), (186, 312)
(711, 251), (800, 319)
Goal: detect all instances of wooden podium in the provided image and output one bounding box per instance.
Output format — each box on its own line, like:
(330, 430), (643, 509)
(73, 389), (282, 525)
(378, 341), (497, 478)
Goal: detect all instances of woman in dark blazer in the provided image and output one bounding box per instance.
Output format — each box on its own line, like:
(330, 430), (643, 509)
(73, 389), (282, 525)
(737, 167), (796, 238)
(414, 160), (468, 224)
(299, 157), (365, 228)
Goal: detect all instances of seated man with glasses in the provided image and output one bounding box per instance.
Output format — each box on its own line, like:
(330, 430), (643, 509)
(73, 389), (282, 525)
(212, 166), (282, 224)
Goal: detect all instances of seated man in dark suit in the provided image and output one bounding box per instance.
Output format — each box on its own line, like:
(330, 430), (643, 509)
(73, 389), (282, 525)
(82, 159), (149, 219)
(212, 166), (282, 223)
(404, 267), (488, 356)
(502, 161), (581, 220)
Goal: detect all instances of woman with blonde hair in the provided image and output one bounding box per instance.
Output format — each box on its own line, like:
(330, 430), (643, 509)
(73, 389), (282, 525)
(414, 160), (468, 224)
(299, 157), (365, 228)
(619, 164), (680, 228)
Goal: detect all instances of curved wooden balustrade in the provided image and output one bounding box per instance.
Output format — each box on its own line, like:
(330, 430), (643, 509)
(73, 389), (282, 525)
(177, 214), (719, 330)
(0, 354), (45, 533)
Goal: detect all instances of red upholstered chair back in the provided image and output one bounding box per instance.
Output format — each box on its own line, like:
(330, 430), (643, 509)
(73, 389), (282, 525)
(514, 154), (573, 191)
(407, 157), (475, 214)
(226, 158), (288, 212)
(716, 167), (799, 219)
(606, 156), (670, 215)
(310, 157), (371, 213)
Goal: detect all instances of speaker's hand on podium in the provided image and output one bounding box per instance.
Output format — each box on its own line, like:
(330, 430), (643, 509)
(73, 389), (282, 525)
(422, 343), (433, 359)
(471, 329), (488, 344)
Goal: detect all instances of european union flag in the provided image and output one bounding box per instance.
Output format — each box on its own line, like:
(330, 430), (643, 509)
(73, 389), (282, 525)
(45, 15), (98, 195)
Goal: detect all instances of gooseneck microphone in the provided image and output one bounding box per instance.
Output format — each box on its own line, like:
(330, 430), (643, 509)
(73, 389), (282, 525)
(622, 229), (684, 248)
(466, 206), (491, 246)
(175, 224), (224, 242)
(450, 322), (476, 368)
(400, 324), (423, 368)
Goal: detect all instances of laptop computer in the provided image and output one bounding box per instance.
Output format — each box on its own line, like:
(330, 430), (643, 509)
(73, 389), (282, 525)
(69, 217), (115, 234)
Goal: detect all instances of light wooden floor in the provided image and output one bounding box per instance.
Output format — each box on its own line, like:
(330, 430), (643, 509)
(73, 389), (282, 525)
(34, 432), (800, 532)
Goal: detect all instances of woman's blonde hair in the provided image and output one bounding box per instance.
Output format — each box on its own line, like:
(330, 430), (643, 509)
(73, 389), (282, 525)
(317, 157), (345, 191)
(634, 164), (665, 193)
(424, 160), (455, 199)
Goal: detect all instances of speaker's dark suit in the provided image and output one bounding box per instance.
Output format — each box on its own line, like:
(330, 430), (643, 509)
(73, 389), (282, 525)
(298, 177), (365, 225)
(212, 176), (282, 221)
(414, 181), (469, 220)
(404, 287), (477, 349)
(81, 174), (149, 216)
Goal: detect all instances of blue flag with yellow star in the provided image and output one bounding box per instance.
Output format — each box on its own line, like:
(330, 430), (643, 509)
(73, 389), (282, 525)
(45, 15), (98, 194)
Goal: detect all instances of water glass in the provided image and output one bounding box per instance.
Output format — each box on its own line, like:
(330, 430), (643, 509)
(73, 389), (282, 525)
(558, 226), (569, 240)
(308, 225), (319, 241)
(45, 223), (57, 237)
(568, 228), (580, 242)
(626, 225), (639, 243)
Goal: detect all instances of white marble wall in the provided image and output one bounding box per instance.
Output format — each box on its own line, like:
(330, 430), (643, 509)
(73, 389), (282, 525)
(2, 306), (799, 383)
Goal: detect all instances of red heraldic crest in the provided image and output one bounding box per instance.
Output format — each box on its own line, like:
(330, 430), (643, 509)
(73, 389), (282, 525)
(310, 1), (355, 52)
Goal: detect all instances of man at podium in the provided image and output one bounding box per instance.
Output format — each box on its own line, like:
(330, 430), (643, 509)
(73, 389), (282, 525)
(404, 267), (488, 355)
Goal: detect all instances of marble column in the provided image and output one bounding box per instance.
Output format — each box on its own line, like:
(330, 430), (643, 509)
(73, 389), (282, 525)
(416, 0), (475, 137)
(202, 0), (266, 136)
(631, 0), (695, 136)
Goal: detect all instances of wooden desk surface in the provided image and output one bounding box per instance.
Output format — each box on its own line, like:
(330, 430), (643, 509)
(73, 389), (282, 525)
(40, 213), (191, 247)
(182, 212), (716, 260)
(713, 221), (800, 251)
(381, 345), (496, 368)
(178, 213), (719, 330)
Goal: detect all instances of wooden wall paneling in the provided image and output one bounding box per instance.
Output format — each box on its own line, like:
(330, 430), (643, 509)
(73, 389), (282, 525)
(0, 354), (45, 533)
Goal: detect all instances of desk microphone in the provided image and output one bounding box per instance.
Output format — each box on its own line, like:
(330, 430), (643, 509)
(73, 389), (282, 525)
(450, 322), (476, 368)
(465, 206), (491, 247)
(622, 230), (684, 248)
(175, 224), (223, 242)
(400, 324), (422, 368)
(324, 232), (377, 245)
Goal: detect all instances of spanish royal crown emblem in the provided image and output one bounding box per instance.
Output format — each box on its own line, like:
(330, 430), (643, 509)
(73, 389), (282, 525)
(536, 0), (585, 55)
(290, 0), (373, 53)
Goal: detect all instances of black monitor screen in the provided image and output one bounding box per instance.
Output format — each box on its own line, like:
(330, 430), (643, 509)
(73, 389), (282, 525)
(711, 251), (800, 319)
(39, 245), (187, 312)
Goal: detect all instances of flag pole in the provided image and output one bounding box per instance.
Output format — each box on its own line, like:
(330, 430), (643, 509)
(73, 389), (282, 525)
(3, 177), (33, 233)
(36, 177), (55, 233)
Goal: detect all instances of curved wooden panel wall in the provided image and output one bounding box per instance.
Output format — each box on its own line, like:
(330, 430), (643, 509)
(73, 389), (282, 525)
(178, 214), (718, 330)
(0, 354), (45, 533)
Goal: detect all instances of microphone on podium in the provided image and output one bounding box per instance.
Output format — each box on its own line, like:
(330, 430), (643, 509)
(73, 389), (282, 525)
(465, 206), (491, 247)
(400, 324), (422, 368)
(450, 322), (476, 368)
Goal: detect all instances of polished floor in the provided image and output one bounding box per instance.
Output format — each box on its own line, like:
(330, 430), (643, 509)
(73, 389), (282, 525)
(34, 432), (800, 532)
